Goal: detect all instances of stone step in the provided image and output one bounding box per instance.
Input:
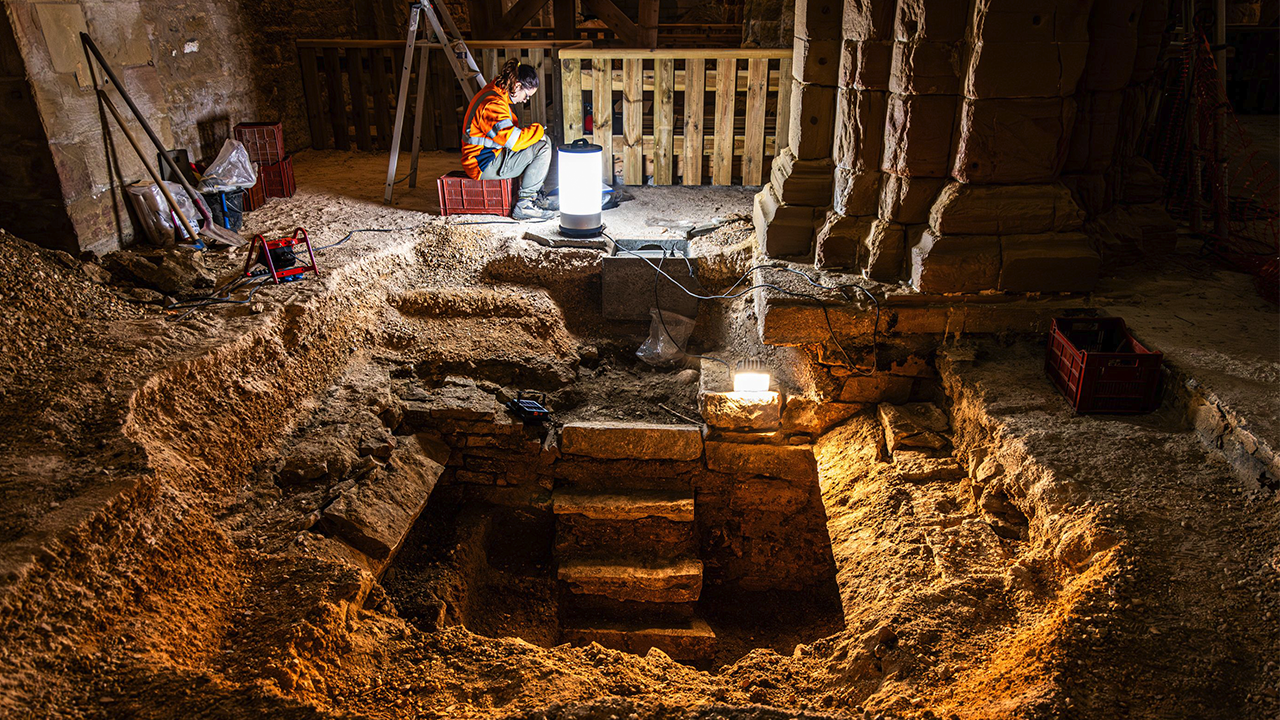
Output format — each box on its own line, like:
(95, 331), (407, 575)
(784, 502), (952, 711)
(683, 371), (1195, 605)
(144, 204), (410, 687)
(552, 489), (695, 522)
(557, 557), (703, 603)
(558, 421), (703, 461)
(561, 615), (716, 664)
(555, 514), (697, 562)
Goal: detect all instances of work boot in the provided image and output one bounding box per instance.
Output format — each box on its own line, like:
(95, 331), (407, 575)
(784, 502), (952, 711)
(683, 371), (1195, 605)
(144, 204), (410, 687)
(511, 198), (554, 221)
(534, 192), (559, 211)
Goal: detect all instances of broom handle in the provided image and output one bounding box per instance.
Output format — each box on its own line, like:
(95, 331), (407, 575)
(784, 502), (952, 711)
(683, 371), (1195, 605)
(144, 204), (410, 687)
(98, 89), (201, 244)
(80, 32), (214, 227)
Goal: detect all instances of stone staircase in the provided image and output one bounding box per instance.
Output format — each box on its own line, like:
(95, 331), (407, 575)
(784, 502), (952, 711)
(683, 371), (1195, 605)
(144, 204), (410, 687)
(551, 424), (716, 664)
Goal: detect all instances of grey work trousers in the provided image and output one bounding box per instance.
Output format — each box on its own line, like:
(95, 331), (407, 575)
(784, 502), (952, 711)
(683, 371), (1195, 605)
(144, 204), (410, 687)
(478, 136), (551, 199)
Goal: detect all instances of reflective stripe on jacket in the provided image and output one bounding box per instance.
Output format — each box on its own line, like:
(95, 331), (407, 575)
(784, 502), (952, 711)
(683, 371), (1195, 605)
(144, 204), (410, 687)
(460, 82), (545, 179)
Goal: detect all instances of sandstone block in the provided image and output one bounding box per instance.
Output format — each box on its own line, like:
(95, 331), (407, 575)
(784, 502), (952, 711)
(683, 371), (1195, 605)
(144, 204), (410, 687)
(1080, 0), (1142, 92)
(964, 41), (1089, 99)
(833, 88), (887, 173)
(952, 97), (1076, 183)
(890, 40), (962, 96)
(754, 185), (816, 259)
(319, 435), (445, 560)
(700, 391), (782, 430)
(770, 148), (835, 205)
(561, 617), (715, 664)
(879, 173), (946, 224)
(839, 374), (912, 403)
(1059, 173), (1109, 217)
(894, 0), (970, 42)
(558, 558), (703, 603)
(1096, 202), (1176, 255)
(793, 37), (842, 87)
(843, 0), (895, 41)
(815, 213), (874, 269)
(969, 0), (1092, 44)
(840, 40), (893, 90)
(553, 489), (695, 522)
(559, 422), (703, 461)
(910, 231), (1000, 293)
(795, 0), (842, 40)
(929, 182), (1084, 235)
(1063, 91), (1122, 174)
(788, 81), (838, 160)
(781, 396), (867, 434)
(556, 515), (696, 562)
(730, 476), (811, 513)
(881, 93), (957, 178)
(865, 219), (906, 280)
(893, 453), (965, 483)
(704, 441), (817, 482)
(834, 168), (882, 216)
(998, 232), (1099, 292)
(878, 402), (949, 452)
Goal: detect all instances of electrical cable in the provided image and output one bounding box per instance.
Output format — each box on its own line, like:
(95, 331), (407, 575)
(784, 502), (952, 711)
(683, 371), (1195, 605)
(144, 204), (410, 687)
(651, 247), (731, 372)
(604, 231), (880, 375)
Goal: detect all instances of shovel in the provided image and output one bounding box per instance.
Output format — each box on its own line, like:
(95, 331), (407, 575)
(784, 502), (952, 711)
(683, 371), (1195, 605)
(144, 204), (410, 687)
(82, 32), (245, 248)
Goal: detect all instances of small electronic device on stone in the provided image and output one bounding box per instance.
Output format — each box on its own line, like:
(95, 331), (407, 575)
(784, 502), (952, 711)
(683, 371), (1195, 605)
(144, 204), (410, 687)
(506, 391), (550, 422)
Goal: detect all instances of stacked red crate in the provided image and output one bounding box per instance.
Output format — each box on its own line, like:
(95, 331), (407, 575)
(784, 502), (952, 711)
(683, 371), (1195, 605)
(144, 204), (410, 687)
(234, 122), (295, 199)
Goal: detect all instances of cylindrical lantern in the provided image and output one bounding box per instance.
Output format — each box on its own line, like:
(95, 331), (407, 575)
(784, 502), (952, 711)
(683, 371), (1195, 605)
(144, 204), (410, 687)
(558, 138), (603, 238)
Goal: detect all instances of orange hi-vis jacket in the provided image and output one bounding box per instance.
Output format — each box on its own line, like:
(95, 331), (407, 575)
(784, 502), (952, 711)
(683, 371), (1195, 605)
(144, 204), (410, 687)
(460, 82), (546, 179)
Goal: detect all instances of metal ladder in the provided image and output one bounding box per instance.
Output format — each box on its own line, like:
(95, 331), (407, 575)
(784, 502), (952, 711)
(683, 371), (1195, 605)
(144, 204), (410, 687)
(384, 0), (486, 204)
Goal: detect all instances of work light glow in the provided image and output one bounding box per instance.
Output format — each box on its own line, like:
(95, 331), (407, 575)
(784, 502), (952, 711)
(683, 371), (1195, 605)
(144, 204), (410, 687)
(732, 372), (771, 393)
(558, 139), (603, 238)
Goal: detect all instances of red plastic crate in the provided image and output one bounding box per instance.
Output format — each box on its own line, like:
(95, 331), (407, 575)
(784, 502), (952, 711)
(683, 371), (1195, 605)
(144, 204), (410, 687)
(1045, 317), (1163, 414)
(261, 156), (295, 198)
(234, 122), (285, 166)
(437, 171), (516, 216)
(242, 177), (267, 211)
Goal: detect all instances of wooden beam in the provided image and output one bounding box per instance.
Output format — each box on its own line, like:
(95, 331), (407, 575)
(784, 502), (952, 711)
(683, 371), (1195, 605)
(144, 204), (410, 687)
(592, 57), (614, 182)
(741, 57), (767, 185)
(580, 0), (640, 46)
(712, 57), (735, 185)
(553, 0), (576, 40)
(653, 58), (674, 184)
(467, 0), (490, 37)
(561, 55), (584, 141)
(638, 0), (659, 48)
(491, 0), (553, 39)
(558, 47), (790, 60)
(323, 47), (349, 150)
(299, 48), (327, 149)
(622, 58), (643, 184)
(682, 59), (704, 185)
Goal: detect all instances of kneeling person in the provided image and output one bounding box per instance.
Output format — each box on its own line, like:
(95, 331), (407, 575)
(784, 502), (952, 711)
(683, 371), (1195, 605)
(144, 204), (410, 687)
(461, 59), (553, 221)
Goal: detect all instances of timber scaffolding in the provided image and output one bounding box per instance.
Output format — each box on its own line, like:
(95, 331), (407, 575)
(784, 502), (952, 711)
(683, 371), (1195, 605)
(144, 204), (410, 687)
(298, 42), (791, 186)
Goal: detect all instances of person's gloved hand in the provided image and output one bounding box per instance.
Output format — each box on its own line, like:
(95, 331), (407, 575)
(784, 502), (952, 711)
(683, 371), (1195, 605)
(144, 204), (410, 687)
(511, 123), (545, 151)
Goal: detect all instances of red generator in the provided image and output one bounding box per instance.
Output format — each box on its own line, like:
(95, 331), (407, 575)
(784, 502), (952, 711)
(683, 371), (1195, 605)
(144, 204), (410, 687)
(244, 227), (320, 284)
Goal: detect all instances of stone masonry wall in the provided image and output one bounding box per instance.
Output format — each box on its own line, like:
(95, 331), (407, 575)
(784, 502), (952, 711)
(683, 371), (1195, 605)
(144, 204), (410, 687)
(756, 0), (1173, 295)
(1, 0), (379, 253)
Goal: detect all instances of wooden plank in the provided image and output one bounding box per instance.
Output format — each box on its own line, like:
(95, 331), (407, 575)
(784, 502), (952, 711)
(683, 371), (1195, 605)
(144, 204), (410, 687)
(347, 48), (373, 151)
(561, 55), (584, 141)
(299, 48), (327, 149)
(409, 45), (430, 185)
(681, 59), (704, 186)
(558, 48), (791, 60)
(775, 58), (792, 154)
(592, 57), (613, 182)
(741, 58), (767, 185)
(579, 0), (641, 46)
(297, 39), (594, 50)
(529, 48), (547, 126)
(324, 47), (350, 150)
(622, 58), (643, 185)
(653, 58), (675, 184)
(483, 48), (499, 83)
(712, 58), (736, 184)
(438, 53), (461, 150)
(639, 0), (659, 48)
(550, 48), (564, 143)
(421, 48), (439, 151)
(369, 48), (392, 149)
(553, 0), (576, 39)
(492, 0), (553, 38)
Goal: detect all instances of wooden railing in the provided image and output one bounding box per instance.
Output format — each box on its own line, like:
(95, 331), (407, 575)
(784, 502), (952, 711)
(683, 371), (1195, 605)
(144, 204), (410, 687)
(558, 48), (792, 186)
(515, 24), (743, 47)
(296, 39), (589, 152)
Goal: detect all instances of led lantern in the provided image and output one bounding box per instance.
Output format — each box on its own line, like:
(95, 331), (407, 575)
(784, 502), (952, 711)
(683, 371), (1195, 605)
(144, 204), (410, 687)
(733, 358), (771, 394)
(558, 138), (604, 238)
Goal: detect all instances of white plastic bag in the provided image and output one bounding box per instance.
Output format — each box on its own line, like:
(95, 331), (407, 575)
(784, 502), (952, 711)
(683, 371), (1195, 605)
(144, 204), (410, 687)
(198, 139), (258, 191)
(636, 309), (695, 367)
(126, 181), (211, 245)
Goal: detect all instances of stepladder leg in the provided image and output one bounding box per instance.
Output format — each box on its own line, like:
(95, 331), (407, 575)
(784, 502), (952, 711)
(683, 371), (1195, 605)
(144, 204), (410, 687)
(409, 43), (431, 189)
(384, 5), (421, 204)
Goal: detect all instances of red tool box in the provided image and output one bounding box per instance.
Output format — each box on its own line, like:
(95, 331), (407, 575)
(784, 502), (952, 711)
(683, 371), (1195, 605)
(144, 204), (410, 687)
(243, 227), (320, 284)
(1045, 317), (1163, 413)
